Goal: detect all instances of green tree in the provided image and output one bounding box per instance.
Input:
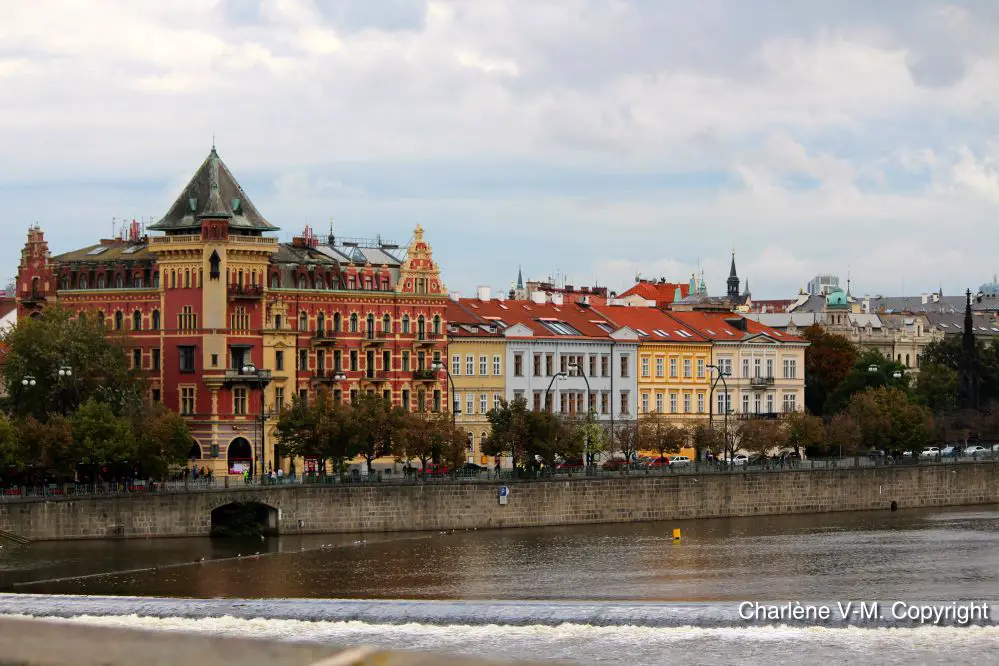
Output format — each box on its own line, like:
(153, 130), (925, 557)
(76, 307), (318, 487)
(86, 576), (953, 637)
(0, 413), (24, 473)
(132, 404), (193, 480)
(349, 393), (403, 475)
(526, 410), (580, 469)
(611, 420), (640, 462)
(14, 415), (74, 480)
(824, 351), (909, 414)
(825, 413), (862, 457)
(914, 363), (959, 413)
(70, 399), (137, 467)
(637, 412), (687, 461)
(802, 325), (858, 416)
(573, 411), (608, 463)
(2, 307), (144, 421)
(690, 422), (726, 461)
(846, 387), (933, 454)
(785, 411), (826, 455)
(483, 397), (532, 469)
(275, 392), (355, 475)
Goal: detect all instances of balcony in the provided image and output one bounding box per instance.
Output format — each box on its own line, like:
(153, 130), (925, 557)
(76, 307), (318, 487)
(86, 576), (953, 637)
(21, 291), (46, 304)
(737, 411), (781, 420)
(749, 375), (775, 389)
(362, 330), (389, 345)
(363, 370), (389, 383)
(412, 368), (439, 381)
(228, 284), (264, 300)
(311, 330), (338, 346)
(223, 368), (272, 386)
(312, 369), (348, 383)
(414, 332), (441, 346)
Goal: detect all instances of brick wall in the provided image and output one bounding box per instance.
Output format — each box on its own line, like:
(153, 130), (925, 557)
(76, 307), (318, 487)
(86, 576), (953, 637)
(2, 463), (997, 541)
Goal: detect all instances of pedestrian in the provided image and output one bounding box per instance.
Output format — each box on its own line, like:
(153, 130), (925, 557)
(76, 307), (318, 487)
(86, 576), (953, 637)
(276, 467), (284, 484)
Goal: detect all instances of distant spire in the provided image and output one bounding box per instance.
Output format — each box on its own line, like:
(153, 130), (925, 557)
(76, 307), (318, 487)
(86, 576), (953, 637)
(516, 265), (524, 290)
(727, 248), (740, 299)
(959, 288), (980, 410)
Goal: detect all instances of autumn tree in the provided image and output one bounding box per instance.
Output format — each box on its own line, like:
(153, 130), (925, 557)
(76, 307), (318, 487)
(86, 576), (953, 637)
(802, 325), (857, 416)
(735, 419), (788, 458)
(611, 420), (640, 462)
(846, 387), (933, 454)
(784, 411), (826, 456)
(275, 392), (354, 475)
(637, 412), (687, 461)
(132, 403), (193, 480)
(483, 397), (532, 469)
(825, 413), (863, 457)
(348, 393), (405, 475)
(825, 352), (909, 414)
(690, 422), (726, 461)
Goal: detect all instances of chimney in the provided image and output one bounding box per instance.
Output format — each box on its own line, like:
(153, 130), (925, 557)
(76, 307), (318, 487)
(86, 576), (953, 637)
(530, 292), (546, 304)
(550, 292), (564, 305)
(476, 286), (491, 301)
(921, 293), (929, 304)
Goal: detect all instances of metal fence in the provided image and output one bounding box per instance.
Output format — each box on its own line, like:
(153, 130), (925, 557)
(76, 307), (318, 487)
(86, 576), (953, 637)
(2, 453), (997, 502)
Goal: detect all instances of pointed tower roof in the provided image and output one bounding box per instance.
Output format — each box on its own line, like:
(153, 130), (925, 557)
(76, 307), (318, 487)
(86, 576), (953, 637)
(148, 147), (278, 232)
(729, 250), (738, 279)
(516, 265), (524, 290)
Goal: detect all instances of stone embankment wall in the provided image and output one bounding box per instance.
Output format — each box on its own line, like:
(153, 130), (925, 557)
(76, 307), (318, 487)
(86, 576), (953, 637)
(1, 463), (997, 541)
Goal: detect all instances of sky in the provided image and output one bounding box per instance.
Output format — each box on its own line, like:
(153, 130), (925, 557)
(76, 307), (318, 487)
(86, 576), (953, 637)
(1, 0), (998, 299)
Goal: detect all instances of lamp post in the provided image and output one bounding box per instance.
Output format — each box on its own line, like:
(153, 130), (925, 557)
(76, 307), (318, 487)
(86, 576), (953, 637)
(707, 364), (731, 462)
(20, 375), (36, 387)
(431, 359), (460, 424)
(241, 362), (271, 483)
(568, 361), (592, 468)
(544, 372), (568, 413)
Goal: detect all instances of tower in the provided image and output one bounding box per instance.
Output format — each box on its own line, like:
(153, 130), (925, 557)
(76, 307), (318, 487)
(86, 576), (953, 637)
(727, 250), (740, 300)
(958, 289), (980, 410)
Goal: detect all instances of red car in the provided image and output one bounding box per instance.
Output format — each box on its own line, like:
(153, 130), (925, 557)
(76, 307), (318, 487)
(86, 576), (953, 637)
(419, 463), (449, 477)
(647, 457), (670, 469)
(555, 459), (584, 472)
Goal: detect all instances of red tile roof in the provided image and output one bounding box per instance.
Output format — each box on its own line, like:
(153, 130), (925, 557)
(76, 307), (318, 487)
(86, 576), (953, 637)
(592, 305), (708, 342)
(618, 281), (690, 307)
(665, 311), (804, 343)
(454, 298), (620, 339)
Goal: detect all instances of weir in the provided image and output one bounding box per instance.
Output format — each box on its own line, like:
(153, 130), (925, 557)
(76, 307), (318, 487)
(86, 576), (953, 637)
(0, 462), (997, 541)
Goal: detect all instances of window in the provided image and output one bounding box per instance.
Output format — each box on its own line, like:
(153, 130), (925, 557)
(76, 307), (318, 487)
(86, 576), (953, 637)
(231, 306), (249, 331)
(480, 393), (487, 414)
(718, 358), (732, 376)
(754, 394), (762, 413)
(98, 274), (107, 289)
(151, 310), (160, 330)
(114, 311), (123, 330)
(152, 388), (161, 403)
(766, 393), (774, 413)
(275, 387), (285, 409)
(655, 357), (664, 378)
(454, 392), (463, 415)
(179, 306), (197, 331)
(152, 348), (160, 371)
(641, 393), (649, 414)
(298, 349), (307, 371)
(697, 393), (705, 413)
(402, 351), (411, 372)
(589, 355), (597, 377)
(533, 391), (542, 411)
(133, 310), (142, 331)
(179, 346), (196, 372)
(620, 392), (630, 415)
(754, 358), (762, 378)
(601, 391), (610, 415)
(697, 359), (705, 378)
(433, 315), (441, 335)
(350, 350), (358, 371)
(383, 350), (391, 371)
(601, 355), (609, 377)
(334, 350), (342, 371)
(401, 389), (410, 411)
(132, 348), (142, 369)
(783, 393), (797, 412)
(133, 275), (143, 288)
(533, 353), (542, 377)
(669, 393), (677, 413)
(514, 353), (524, 377)
(180, 387), (195, 415)
(116, 274), (125, 289)
(493, 393), (501, 410)
(683, 359), (691, 378)
(382, 314), (391, 334)
(620, 355), (629, 378)
(493, 356), (501, 375)
(641, 357), (650, 378)
(350, 313), (358, 332)
(479, 355), (487, 376)
(669, 358), (677, 378)
(742, 359), (750, 378)
(717, 391), (731, 414)
(466, 355), (474, 375)
(466, 393), (475, 416)
(656, 392), (663, 412)
(766, 359), (774, 378)
(683, 393), (691, 413)
(366, 314), (375, 334)
(451, 354), (461, 375)
(546, 354), (554, 376)
(402, 315), (410, 334)
(275, 351), (284, 371)
(233, 387), (247, 415)
(433, 390), (442, 412)
(783, 359), (797, 379)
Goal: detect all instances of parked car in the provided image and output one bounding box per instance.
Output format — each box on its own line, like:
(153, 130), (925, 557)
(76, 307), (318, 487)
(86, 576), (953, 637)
(602, 458), (631, 471)
(732, 454), (749, 466)
(920, 447), (941, 458)
(646, 457), (670, 469)
(555, 459), (584, 472)
(459, 463), (487, 476)
(902, 450), (914, 457)
(941, 446), (959, 458)
(962, 445), (988, 457)
(669, 455), (691, 467)
(419, 463), (449, 476)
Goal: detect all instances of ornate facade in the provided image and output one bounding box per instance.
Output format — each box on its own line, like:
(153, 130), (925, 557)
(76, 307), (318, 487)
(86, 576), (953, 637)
(15, 148), (449, 477)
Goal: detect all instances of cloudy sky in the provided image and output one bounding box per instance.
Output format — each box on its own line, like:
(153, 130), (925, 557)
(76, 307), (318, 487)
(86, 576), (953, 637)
(2, 1), (998, 298)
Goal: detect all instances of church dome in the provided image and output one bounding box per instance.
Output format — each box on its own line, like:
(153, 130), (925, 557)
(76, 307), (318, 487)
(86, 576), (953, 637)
(826, 288), (848, 308)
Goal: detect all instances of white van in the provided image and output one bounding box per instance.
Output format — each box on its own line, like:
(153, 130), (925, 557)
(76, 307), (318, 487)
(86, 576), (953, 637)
(669, 456), (691, 467)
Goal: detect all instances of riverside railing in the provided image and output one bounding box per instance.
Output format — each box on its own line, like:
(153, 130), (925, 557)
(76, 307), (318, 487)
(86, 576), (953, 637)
(3, 454), (997, 501)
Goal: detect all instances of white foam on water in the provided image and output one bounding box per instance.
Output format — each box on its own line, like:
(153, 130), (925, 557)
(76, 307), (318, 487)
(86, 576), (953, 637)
(15, 613), (999, 666)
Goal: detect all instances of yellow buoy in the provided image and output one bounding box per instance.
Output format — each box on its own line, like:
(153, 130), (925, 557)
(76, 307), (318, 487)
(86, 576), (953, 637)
(672, 528), (682, 540)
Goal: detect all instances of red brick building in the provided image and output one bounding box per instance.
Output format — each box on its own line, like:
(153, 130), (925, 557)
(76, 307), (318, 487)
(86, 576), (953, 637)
(15, 148), (449, 477)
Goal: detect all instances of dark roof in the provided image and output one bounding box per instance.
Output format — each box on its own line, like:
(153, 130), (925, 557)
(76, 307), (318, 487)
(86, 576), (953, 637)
(53, 242), (154, 263)
(148, 148), (277, 232)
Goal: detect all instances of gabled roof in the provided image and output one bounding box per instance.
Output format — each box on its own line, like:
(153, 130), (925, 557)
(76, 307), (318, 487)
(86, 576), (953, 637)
(665, 311), (804, 343)
(618, 280), (690, 306)
(148, 147), (277, 232)
(592, 304), (708, 342)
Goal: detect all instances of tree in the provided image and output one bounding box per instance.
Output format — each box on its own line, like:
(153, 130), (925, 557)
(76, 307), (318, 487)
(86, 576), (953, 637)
(132, 404), (193, 480)
(14, 415), (73, 480)
(637, 412), (687, 461)
(735, 419), (788, 458)
(348, 393), (404, 475)
(483, 398), (532, 469)
(825, 413), (862, 457)
(611, 420), (640, 462)
(396, 410), (459, 471)
(1, 306), (144, 421)
(913, 363), (959, 413)
(276, 393), (356, 475)
(526, 410), (580, 468)
(70, 399), (137, 467)
(572, 411), (608, 464)
(438, 420), (471, 470)
(802, 325), (858, 416)
(824, 351), (908, 414)
(784, 411), (826, 455)
(0, 413), (24, 474)
(690, 422), (726, 461)
(845, 387), (933, 454)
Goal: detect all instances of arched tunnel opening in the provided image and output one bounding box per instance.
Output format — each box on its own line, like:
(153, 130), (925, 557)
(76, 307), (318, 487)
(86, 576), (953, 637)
(210, 501), (279, 538)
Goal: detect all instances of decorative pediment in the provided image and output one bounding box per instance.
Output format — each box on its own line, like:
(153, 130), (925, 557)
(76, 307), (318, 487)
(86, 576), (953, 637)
(503, 323), (534, 338)
(609, 326), (640, 341)
(395, 225), (448, 296)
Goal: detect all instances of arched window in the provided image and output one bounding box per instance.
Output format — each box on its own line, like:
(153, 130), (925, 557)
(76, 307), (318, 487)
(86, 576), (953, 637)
(97, 311), (105, 327)
(187, 442), (202, 460)
(115, 274), (124, 288)
(299, 311), (308, 332)
(402, 314), (410, 334)
(133, 310), (142, 331)
(382, 314), (391, 334)
(227, 438), (252, 465)
(185, 269), (191, 288)
(79, 274), (88, 289)
(151, 310), (160, 330)
(433, 315), (441, 335)
(350, 313), (358, 333)
(905, 353), (910, 367)
(315, 275), (324, 290)
(237, 269), (243, 287)
(366, 314), (375, 333)
(60, 275), (69, 290)
(97, 274), (106, 289)
(298, 275), (307, 289)
(152, 272), (159, 288)
(170, 271), (176, 289)
(270, 273), (280, 289)
(417, 315), (426, 337)
(317, 312), (325, 332)
(333, 313), (341, 332)
(114, 311), (124, 330)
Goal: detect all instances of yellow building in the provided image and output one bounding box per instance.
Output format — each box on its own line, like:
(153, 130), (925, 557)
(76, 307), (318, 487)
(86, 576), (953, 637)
(446, 299), (507, 465)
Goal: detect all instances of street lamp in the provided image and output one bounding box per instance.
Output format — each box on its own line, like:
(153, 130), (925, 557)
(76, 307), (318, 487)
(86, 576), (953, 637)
(568, 361), (593, 468)
(241, 362), (269, 483)
(58, 366), (73, 378)
(544, 372), (568, 413)
(21, 375), (36, 387)
(707, 364), (731, 462)
(431, 359), (460, 424)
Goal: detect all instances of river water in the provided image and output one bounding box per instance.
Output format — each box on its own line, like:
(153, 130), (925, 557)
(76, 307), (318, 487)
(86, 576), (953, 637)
(2, 506), (998, 664)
